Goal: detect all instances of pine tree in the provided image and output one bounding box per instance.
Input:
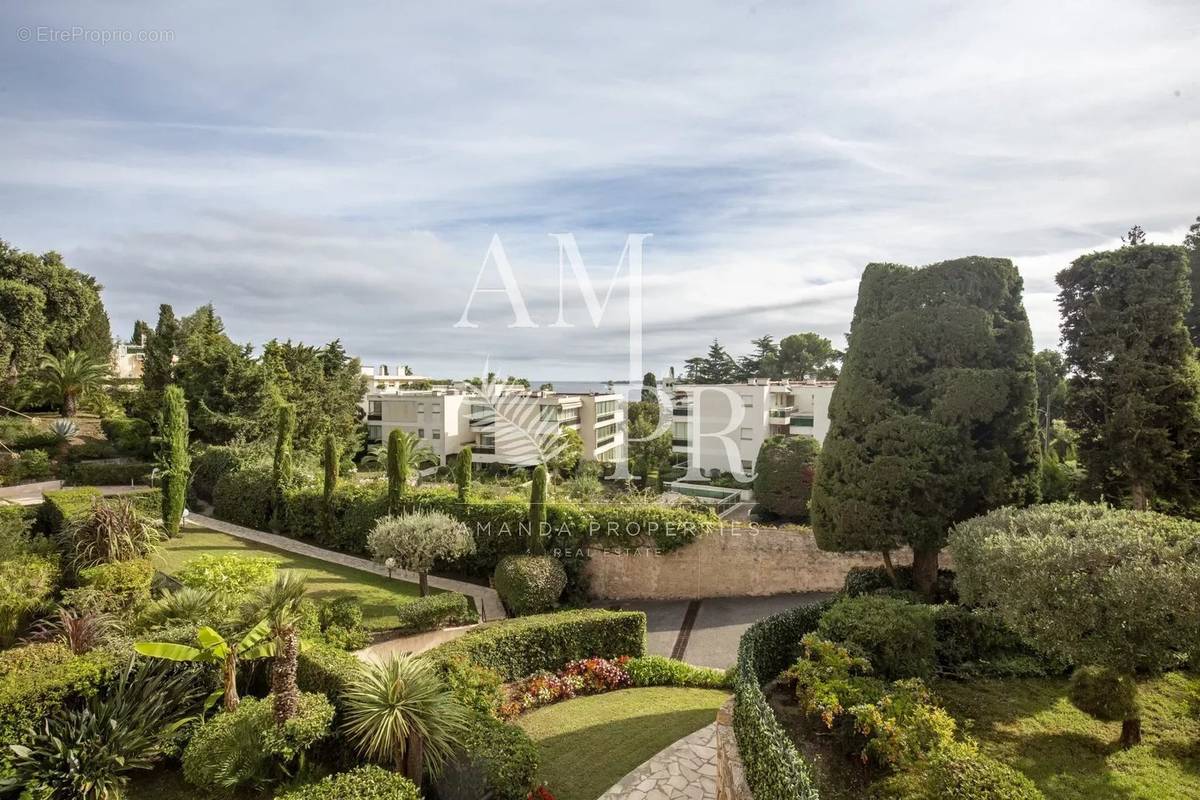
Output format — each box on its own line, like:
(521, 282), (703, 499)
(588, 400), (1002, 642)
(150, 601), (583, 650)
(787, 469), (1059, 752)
(142, 304), (178, 395)
(455, 445), (473, 502)
(528, 464), (547, 554)
(739, 335), (779, 380)
(321, 429), (339, 540)
(811, 257), (1040, 598)
(160, 385), (190, 536)
(1057, 244), (1200, 509)
(270, 404), (295, 531)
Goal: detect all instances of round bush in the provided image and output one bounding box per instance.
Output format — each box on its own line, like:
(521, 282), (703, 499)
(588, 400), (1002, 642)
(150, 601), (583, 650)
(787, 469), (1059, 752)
(752, 435), (820, 519)
(1068, 666), (1137, 722)
(276, 765), (420, 800)
(493, 555), (567, 616)
(816, 595), (937, 680)
(924, 742), (1045, 800)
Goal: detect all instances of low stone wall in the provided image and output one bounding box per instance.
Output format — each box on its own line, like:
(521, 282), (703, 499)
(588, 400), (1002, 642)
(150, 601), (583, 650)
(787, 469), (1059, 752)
(716, 697), (751, 800)
(584, 525), (912, 600)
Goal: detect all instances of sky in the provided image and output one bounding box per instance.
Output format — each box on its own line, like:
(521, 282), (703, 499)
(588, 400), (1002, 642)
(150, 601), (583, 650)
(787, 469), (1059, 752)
(1, 1), (1198, 380)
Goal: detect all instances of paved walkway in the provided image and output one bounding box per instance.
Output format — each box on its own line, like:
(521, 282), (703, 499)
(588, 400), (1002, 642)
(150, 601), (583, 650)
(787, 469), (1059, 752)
(356, 624), (475, 663)
(599, 723), (718, 800)
(187, 513), (507, 622)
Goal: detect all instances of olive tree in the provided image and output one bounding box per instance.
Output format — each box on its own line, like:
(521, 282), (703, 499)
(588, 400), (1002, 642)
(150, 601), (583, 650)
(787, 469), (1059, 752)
(949, 503), (1200, 747)
(368, 511), (475, 596)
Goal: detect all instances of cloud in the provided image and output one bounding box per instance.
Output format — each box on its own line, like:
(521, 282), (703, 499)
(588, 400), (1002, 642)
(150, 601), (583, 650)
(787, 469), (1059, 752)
(0, 0), (1197, 378)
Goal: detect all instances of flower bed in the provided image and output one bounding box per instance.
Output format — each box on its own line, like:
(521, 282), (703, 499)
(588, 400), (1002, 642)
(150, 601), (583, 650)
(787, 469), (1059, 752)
(499, 657), (633, 718)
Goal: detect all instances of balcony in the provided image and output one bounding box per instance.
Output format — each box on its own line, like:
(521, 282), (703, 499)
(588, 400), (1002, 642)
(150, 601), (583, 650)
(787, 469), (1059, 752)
(672, 438), (690, 448)
(672, 406), (691, 417)
(596, 435), (616, 449)
(769, 405), (795, 419)
(596, 412), (617, 422)
(367, 413), (382, 421)
(790, 415), (814, 427)
(473, 445), (496, 455)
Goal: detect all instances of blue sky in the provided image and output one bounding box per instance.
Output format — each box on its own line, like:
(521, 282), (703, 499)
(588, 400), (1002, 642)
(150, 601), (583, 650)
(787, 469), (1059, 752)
(2, 1), (1198, 379)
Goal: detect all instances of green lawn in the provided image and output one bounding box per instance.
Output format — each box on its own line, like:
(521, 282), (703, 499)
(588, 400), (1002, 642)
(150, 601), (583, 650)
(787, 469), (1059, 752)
(154, 528), (423, 631)
(516, 687), (729, 800)
(936, 673), (1200, 800)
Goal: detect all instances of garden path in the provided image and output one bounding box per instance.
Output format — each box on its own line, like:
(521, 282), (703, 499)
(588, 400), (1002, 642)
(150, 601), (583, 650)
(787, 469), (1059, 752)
(599, 723), (718, 800)
(186, 513), (507, 622)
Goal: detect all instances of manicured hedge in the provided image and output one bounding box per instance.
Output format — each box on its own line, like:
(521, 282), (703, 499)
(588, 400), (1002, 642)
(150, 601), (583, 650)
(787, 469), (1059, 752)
(0, 643), (115, 744)
(123, 487), (163, 519)
(297, 640), (361, 708)
(213, 465), (273, 530)
(395, 591), (477, 634)
(817, 595), (937, 680)
(493, 554), (567, 615)
(733, 600), (827, 800)
(444, 710), (540, 800)
(37, 487), (102, 535)
(64, 460), (154, 487)
(277, 766), (420, 800)
(190, 445), (259, 504)
(626, 655), (732, 689)
(425, 609), (646, 681)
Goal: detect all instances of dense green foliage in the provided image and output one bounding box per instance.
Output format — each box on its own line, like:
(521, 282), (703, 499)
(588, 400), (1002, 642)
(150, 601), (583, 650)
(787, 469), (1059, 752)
(35, 350), (110, 417)
(625, 655), (731, 689)
(321, 429), (338, 540)
(493, 554), (567, 615)
(101, 416), (154, 458)
(0, 643), (115, 745)
(447, 709), (540, 800)
(454, 446), (472, 501)
(0, 552), (58, 646)
(142, 303), (178, 398)
(394, 591), (477, 634)
(271, 403), (296, 531)
(213, 464), (274, 529)
(276, 765), (421, 800)
(368, 510), (475, 595)
(816, 595), (937, 680)
(528, 463), (547, 553)
(682, 332), (841, 382)
(812, 257), (1040, 595)
(425, 609), (646, 681)
(62, 558), (155, 615)
(1056, 244), (1200, 509)
(1068, 665), (1138, 722)
(160, 384), (190, 535)
(879, 741), (1046, 800)
(753, 435), (820, 519)
(1187, 216), (1200, 347)
(64, 459), (154, 486)
(60, 497), (163, 571)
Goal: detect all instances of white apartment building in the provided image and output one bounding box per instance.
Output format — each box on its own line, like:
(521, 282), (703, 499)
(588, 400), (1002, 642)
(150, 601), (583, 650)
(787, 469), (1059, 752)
(360, 364), (435, 392)
(363, 386), (625, 468)
(670, 380), (835, 478)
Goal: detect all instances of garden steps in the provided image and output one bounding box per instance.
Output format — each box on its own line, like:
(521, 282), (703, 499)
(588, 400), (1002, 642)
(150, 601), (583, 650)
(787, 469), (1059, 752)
(185, 512), (507, 622)
(599, 722), (719, 800)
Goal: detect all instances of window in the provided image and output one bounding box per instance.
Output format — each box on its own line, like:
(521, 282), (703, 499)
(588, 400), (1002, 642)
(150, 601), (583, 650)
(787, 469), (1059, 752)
(740, 394), (753, 408)
(367, 425), (382, 442)
(432, 428), (441, 440)
(432, 405), (441, 415)
(417, 403), (424, 414)
(418, 428), (425, 438)
(742, 460), (753, 471)
(740, 427), (753, 441)
(368, 400), (382, 420)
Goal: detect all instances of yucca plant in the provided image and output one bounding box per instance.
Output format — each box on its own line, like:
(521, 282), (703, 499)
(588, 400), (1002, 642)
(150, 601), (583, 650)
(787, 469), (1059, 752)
(60, 498), (164, 572)
(28, 607), (114, 654)
(142, 586), (222, 626)
(135, 620), (274, 712)
(342, 655), (470, 783)
(36, 351), (110, 417)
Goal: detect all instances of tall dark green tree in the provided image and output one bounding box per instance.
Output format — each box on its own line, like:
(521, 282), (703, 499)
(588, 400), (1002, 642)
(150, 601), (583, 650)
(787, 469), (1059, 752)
(0, 280), (45, 384)
(160, 384), (190, 536)
(270, 404), (296, 531)
(1057, 244), (1200, 510)
(142, 304), (179, 396)
(454, 445), (473, 502)
(173, 305), (267, 443)
(131, 319), (151, 345)
(1185, 216), (1200, 347)
(641, 371), (658, 404)
(777, 332), (841, 380)
(528, 464), (547, 554)
(1033, 349), (1068, 455)
(386, 429), (405, 515)
(811, 257), (1040, 597)
(627, 401), (672, 482)
(321, 429), (339, 540)
(682, 340), (740, 384)
(738, 334), (780, 379)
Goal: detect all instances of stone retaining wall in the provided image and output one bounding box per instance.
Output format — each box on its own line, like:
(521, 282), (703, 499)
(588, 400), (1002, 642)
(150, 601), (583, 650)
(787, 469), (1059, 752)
(716, 697), (751, 800)
(584, 525), (912, 600)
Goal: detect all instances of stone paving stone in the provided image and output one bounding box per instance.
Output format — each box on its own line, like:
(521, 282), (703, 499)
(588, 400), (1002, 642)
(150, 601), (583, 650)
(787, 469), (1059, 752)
(599, 724), (718, 800)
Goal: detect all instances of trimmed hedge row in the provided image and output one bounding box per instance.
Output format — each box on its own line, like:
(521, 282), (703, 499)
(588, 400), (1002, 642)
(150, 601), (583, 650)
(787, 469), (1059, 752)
(37, 487), (163, 536)
(64, 460), (154, 487)
(395, 592), (477, 634)
(425, 609), (647, 681)
(733, 600), (828, 800)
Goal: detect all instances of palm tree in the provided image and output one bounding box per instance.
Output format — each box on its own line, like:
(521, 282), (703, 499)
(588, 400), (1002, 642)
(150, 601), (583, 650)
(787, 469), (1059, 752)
(342, 655), (469, 783)
(363, 430), (435, 476)
(36, 351), (110, 417)
(134, 620), (274, 712)
(249, 572), (308, 725)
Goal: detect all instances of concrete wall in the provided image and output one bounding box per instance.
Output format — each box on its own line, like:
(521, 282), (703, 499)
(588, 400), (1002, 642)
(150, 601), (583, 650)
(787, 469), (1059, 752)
(584, 525), (913, 600)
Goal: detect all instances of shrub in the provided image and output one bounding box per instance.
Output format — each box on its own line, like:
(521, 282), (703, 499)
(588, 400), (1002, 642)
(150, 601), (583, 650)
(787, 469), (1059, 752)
(64, 460), (153, 487)
(182, 692), (334, 791)
(190, 445), (256, 504)
(213, 464), (274, 530)
(319, 595), (364, 631)
(0, 643), (115, 745)
(11, 448), (52, 481)
(296, 640), (361, 706)
(781, 634), (884, 729)
(66, 441), (118, 461)
(436, 710), (539, 800)
(100, 417), (153, 458)
(61, 558), (154, 614)
(493, 555), (567, 616)
(59, 498), (164, 571)
(9, 428), (59, 452)
(1068, 665), (1138, 722)
(425, 609), (646, 681)
(276, 765), (421, 800)
(932, 604), (1057, 679)
(753, 435), (820, 519)
(140, 587), (222, 628)
(892, 741), (1046, 800)
(123, 487), (163, 519)
(368, 511), (475, 596)
(395, 592), (477, 634)
(817, 595), (937, 680)
(175, 553), (277, 596)
(847, 678), (957, 769)
(626, 655), (731, 689)
(0, 553), (58, 647)
(843, 564), (958, 604)
(38, 487), (102, 536)
(438, 655), (504, 717)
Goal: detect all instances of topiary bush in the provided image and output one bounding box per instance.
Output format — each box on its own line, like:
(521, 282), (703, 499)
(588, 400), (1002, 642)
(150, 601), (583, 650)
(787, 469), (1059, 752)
(64, 461), (153, 487)
(395, 592), (477, 634)
(817, 595), (937, 680)
(843, 564), (958, 604)
(276, 765), (420, 800)
(296, 641), (361, 708)
(425, 609), (646, 681)
(37, 487), (102, 536)
(212, 464), (274, 530)
(932, 604), (1058, 679)
(625, 655), (731, 689)
(753, 435), (820, 519)
(493, 554), (567, 616)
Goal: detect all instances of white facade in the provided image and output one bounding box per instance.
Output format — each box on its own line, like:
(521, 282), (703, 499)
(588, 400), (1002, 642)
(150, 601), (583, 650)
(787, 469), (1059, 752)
(363, 387), (625, 468)
(670, 380), (835, 478)
(360, 364), (435, 392)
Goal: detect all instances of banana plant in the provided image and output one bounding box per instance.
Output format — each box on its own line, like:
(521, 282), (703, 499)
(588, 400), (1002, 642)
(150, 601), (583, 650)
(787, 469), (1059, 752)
(134, 620), (274, 712)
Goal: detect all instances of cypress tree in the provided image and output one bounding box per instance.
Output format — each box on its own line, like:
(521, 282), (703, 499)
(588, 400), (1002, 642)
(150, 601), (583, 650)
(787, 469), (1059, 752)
(455, 445), (473, 502)
(528, 464), (547, 554)
(321, 429), (339, 539)
(811, 257), (1039, 598)
(160, 384), (190, 536)
(642, 371), (658, 404)
(271, 403), (295, 531)
(386, 429), (404, 514)
(1057, 244), (1200, 509)
(142, 304), (178, 395)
